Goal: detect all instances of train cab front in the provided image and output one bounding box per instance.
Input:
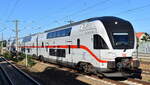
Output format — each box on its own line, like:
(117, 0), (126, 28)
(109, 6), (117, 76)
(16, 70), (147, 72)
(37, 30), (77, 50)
(105, 57), (142, 79)
(98, 16), (142, 78)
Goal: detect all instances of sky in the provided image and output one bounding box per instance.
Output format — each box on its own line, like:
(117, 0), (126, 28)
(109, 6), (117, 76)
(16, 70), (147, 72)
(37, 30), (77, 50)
(0, 0), (150, 40)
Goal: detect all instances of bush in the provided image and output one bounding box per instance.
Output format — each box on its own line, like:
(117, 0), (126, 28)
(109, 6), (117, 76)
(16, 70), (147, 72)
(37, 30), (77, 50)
(26, 55), (36, 67)
(3, 52), (11, 58)
(3, 51), (36, 67)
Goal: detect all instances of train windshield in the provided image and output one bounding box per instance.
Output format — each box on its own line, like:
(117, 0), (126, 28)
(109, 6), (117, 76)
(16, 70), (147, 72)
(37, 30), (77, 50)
(99, 17), (135, 49)
(113, 33), (129, 48)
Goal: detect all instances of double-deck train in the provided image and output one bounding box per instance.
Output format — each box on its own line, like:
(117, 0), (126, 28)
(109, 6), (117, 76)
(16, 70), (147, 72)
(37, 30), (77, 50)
(8, 16), (141, 78)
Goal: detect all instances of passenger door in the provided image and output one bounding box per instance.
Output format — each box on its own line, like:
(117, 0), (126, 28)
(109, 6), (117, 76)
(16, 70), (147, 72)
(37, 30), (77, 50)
(36, 36), (39, 57)
(93, 34), (108, 61)
(66, 36), (74, 66)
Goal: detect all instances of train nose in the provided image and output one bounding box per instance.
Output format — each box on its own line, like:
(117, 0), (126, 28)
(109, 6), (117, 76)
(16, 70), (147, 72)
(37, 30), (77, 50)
(107, 57), (137, 70)
(107, 61), (116, 69)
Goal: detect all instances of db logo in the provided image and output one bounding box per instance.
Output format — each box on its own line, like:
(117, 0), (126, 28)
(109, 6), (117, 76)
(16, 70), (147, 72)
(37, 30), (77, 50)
(122, 53), (126, 57)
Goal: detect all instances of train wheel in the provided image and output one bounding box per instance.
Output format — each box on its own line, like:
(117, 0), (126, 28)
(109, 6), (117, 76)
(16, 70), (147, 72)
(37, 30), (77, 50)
(97, 73), (104, 79)
(83, 63), (95, 75)
(32, 54), (37, 59)
(39, 55), (44, 62)
(76, 62), (83, 72)
(76, 62), (96, 75)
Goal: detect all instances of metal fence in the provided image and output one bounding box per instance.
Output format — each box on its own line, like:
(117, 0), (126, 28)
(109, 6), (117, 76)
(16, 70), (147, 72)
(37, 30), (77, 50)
(138, 42), (150, 54)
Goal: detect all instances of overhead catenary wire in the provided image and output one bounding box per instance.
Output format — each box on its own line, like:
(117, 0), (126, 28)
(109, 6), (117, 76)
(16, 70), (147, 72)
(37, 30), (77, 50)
(44, 0), (111, 28)
(20, 21), (35, 32)
(4, 0), (150, 40)
(0, 22), (8, 32)
(36, 0), (77, 22)
(65, 1), (150, 24)
(113, 3), (150, 15)
(58, 0), (111, 22)
(71, 1), (150, 21)
(30, 0), (113, 35)
(18, 0), (111, 34)
(0, 0), (21, 32)
(20, 21), (43, 37)
(71, 5), (111, 20)
(7, 0), (21, 20)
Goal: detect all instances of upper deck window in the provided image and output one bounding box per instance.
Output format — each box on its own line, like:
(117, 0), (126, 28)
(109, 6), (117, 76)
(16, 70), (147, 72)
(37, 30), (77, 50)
(22, 36), (32, 42)
(47, 28), (72, 39)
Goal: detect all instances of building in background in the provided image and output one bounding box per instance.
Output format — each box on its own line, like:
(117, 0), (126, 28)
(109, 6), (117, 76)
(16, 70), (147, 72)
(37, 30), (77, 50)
(136, 32), (150, 42)
(136, 32), (150, 54)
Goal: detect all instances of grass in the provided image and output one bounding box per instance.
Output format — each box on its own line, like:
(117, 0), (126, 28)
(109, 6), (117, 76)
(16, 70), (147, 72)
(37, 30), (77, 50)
(26, 55), (36, 67)
(2, 52), (11, 58)
(3, 52), (36, 67)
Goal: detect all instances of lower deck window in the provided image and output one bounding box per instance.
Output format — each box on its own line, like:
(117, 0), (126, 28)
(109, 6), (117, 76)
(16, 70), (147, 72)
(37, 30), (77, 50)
(49, 49), (56, 56)
(57, 49), (66, 57)
(21, 48), (25, 52)
(49, 49), (66, 57)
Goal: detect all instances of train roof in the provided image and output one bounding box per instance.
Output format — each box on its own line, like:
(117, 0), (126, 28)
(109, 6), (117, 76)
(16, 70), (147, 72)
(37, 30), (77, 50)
(18, 16), (129, 40)
(44, 16), (128, 32)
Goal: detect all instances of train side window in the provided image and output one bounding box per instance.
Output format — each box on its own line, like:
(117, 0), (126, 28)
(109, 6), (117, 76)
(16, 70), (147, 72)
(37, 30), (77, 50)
(21, 48), (25, 52)
(77, 38), (80, 48)
(49, 49), (56, 56)
(47, 32), (52, 38)
(42, 42), (44, 47)
(56, 31), (61, 37)
(46, 42), (49, 52)
(61, 29), (66, 36)
(65, 28), (72, 36)
(27, 48), (30, 53)
(56, 49), (66, 57)
(68, 45), (71, 54)
(51, 32), (55, 38)
(23, 36), (32, 42)
(93, 34), (108, 49)
(46, 28), (72, 39)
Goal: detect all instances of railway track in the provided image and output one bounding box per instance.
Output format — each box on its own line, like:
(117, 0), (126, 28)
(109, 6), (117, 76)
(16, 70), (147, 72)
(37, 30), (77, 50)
(141, 61), (150, 64)
(1, 56), (150, 85)
(0, 66), (13, 85)
(52, 67), (128, 85)
(78, 73), (150, 85)
(140, 61), (150, 75)
(33, 60), (150, 85)
(142, 70), (150, 75)
(126, 78), (150, 85)
(0, 57), (41, 85)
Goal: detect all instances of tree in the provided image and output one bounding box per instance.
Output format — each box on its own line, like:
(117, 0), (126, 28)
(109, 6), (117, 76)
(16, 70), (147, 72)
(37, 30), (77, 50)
(0, 40), (7, 47)
(141, 33), (150, 42)
(141, 36), (147, 41)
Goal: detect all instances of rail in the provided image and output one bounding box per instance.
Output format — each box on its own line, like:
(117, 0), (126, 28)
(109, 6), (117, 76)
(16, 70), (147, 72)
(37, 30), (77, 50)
(0, 66), (14, 85)
(0, 56), (41, 85)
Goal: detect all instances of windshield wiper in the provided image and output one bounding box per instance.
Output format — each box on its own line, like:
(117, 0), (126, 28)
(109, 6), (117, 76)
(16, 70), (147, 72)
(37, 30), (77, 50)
(123, 48), (127, 52)
(123, 44), (129, 52)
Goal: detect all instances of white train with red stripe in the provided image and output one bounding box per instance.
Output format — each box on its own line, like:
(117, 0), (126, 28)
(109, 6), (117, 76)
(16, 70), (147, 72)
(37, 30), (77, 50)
(8, 16), (141, 78)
